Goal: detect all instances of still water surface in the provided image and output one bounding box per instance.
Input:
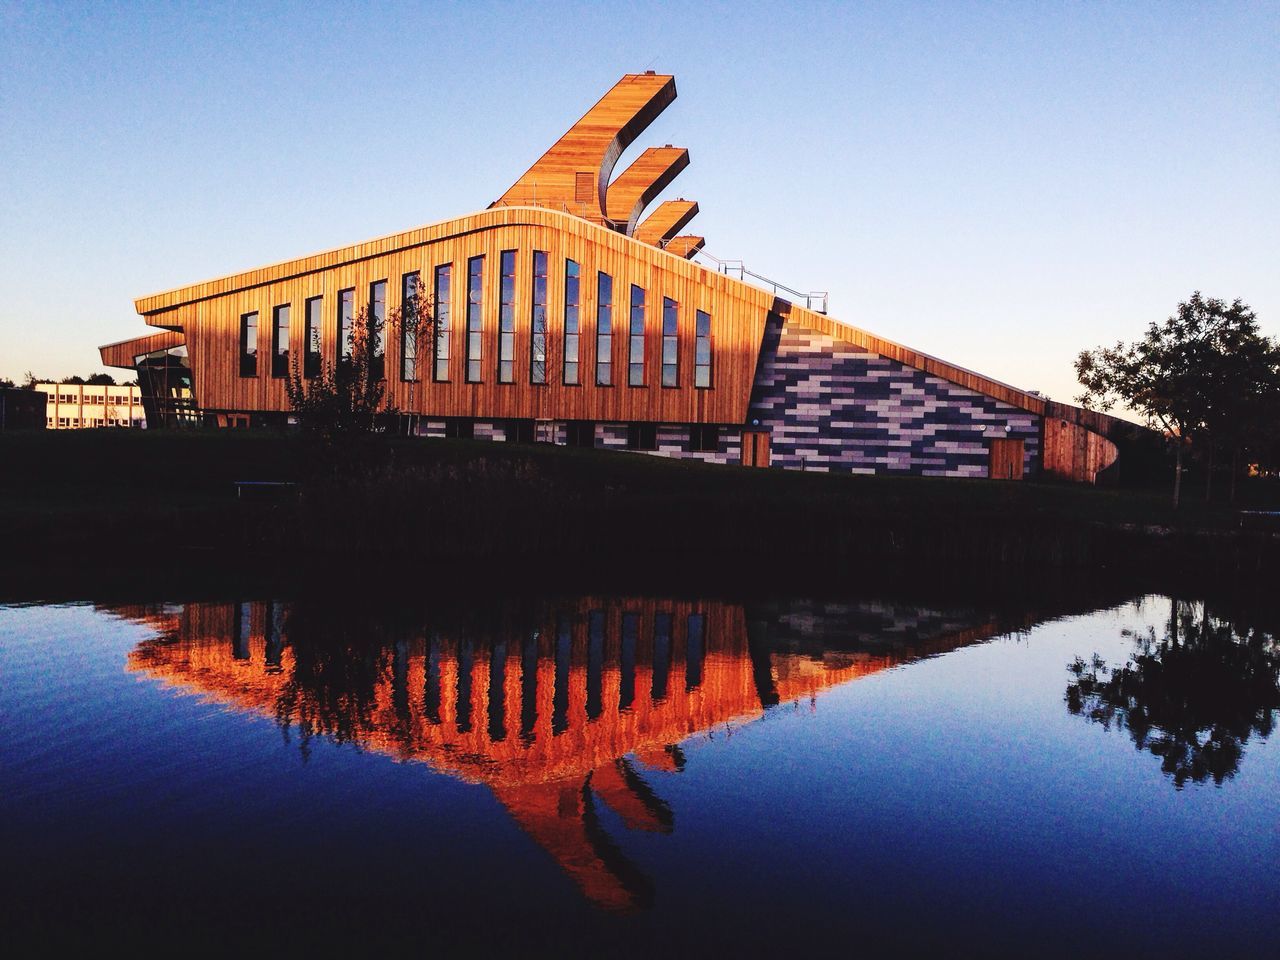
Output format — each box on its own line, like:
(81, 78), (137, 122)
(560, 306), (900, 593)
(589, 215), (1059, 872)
(2, 593), (1277, 956)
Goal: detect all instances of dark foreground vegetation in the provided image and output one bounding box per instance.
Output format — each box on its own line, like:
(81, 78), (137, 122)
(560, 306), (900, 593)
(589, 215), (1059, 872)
(2, 429), (1277, 599)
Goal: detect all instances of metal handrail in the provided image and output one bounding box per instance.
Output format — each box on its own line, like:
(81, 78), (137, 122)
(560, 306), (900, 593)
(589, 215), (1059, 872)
(488, 205), (830, 314)
(696, 251), (828, 314)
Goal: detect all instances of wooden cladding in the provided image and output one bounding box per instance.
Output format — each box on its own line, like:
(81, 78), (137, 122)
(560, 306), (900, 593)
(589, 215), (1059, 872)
(494, 73), (677, 224)
(605, 147), (690, 235)
(665, 236), (705, 260)
(135, 208), (776, 425)
(1042, 416), (1118, 484)
(987, 438), (1026, 480)
(117, 205), (1053, 426)
(99, 329), (185, 368)
(635, 200), (699, 248)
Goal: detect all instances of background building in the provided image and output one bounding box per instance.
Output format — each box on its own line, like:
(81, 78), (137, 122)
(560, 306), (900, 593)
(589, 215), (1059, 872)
(0, 387), (47, 431)
(37, 382), (145, 429)
(100, 73), (1118, 483)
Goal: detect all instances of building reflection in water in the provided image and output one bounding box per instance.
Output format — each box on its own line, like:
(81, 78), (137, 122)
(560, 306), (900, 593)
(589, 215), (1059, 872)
(108, 596), (1027, 911)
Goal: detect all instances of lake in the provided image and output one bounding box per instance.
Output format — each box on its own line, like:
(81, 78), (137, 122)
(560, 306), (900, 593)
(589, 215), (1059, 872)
(3, 591), (1277, 956)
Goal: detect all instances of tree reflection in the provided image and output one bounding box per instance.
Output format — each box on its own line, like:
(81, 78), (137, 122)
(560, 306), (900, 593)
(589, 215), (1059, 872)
(1066, 601), (1280, 788)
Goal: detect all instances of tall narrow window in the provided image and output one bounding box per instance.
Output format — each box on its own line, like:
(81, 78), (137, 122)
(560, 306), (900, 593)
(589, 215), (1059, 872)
(695, 309), (713, 388)
(369, 280), (387, 380)
(401, 272), (420, 381)
(304, 296), (322, 378)
(662, 297), (679, 387)
(563, 259), (580, 385)
(466, 256), (483, 383)
(433, 264), (451, 381)
(653, 612), (672, 701)
(596, 272), (613, 386)
(271, 304), (290, 378)
(498, 250), (516, 383)
(530, 251), (548, 384)
(686, 612), (706, 691)
(338, 288), (354, 361)
(239, 311), (258, 377)
(629, 285), (645, 386)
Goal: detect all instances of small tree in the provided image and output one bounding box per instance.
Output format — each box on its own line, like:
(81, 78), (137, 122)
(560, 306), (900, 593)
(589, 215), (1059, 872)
(1076, 293), (1278, 506)
(285, 288), (435, 437)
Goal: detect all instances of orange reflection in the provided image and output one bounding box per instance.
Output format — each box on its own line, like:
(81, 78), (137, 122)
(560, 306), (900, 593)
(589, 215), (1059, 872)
(107, 597), (1014, 911)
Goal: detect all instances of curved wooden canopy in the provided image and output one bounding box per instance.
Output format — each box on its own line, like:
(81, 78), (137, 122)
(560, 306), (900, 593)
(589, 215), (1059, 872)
(634, 199), (699, 247)
(604, 146), (690, 236)
(493, 73), (676, 226)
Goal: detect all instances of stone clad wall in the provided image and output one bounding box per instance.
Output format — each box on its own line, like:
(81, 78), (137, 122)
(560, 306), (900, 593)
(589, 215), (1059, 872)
(747, 315), (1041, 477)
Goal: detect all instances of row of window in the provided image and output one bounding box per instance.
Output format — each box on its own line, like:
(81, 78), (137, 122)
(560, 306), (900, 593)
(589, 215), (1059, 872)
(50, 417), (142, 428)
(421, 609), (708, 734)
(237, 251), (714, 389)
(48, 394), (139, 405)
(433, 418), (723, 453)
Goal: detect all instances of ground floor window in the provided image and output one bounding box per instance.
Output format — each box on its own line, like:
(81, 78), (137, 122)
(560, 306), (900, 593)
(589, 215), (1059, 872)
(505, 418), (535, 444)
(565, 421), (595, 448)
(690, 424), (720, 452)
(444, 418), (474, 440)
(627, 422), (657, 451)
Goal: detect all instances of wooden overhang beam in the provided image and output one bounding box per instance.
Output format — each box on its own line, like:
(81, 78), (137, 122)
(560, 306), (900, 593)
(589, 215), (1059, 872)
(99, 330), (186, 369)
(604, 146), (690, 236)
(634, 200), (699, 248)
(492, 73), (676, 225)
(665, 235), (705, 260)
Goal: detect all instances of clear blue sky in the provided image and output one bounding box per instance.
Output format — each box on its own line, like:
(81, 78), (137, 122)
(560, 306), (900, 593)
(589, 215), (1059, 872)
(1, 0), (1276, 406)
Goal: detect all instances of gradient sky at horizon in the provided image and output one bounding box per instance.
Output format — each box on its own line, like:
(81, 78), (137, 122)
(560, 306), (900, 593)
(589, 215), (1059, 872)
(1, 0), (1276, 408)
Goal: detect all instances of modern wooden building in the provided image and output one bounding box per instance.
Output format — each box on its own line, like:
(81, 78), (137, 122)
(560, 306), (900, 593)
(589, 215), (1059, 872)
(100, 72), (1117, 482)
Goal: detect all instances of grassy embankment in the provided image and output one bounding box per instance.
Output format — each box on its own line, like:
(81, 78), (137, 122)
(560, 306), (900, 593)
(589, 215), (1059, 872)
(1, 429), (1276, 597)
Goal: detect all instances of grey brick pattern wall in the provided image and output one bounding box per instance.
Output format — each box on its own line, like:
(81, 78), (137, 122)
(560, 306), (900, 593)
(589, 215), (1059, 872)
(473, 420), (506, 442)
(747, 315), (1040, 477)
(596, 423), (629, 450)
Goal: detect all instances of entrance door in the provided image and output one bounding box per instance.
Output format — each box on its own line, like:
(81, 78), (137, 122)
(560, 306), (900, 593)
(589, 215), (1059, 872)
(988, 438), (1025, 480)
(742, 431), (771, 468)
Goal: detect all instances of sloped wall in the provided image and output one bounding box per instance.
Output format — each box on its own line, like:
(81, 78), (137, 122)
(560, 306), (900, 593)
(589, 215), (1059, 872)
(747, 314), (1041, 477)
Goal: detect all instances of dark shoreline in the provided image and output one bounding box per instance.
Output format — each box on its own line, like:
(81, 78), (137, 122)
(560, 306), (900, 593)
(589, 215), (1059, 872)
(2, 430), (1277, 602)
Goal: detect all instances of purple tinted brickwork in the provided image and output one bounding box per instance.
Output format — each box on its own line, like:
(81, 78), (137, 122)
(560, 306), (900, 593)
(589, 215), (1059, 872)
(747, 314), (1040, 477)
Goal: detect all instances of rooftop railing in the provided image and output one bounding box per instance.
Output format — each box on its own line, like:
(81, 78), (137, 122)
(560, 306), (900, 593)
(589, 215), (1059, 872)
(694, 251), (828, 314)
(489, 200), (830, 314)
